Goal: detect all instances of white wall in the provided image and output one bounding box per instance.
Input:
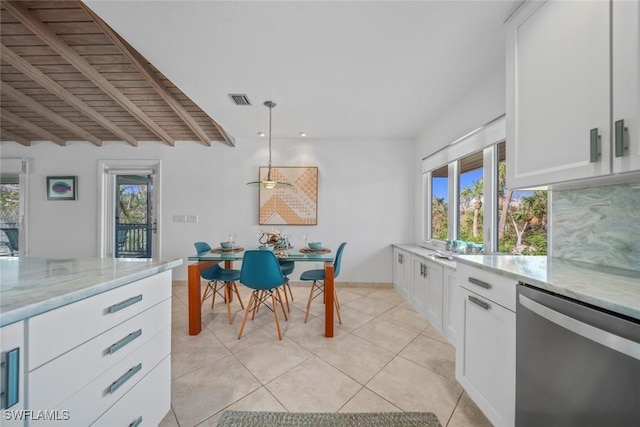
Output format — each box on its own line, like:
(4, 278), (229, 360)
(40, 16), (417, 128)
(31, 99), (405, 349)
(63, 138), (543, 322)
(412, 65), (507, 242)
(0, 136), (414, 282)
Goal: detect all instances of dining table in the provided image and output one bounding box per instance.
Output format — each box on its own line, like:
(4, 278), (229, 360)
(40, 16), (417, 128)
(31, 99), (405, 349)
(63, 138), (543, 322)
(186, 247), (336, 337)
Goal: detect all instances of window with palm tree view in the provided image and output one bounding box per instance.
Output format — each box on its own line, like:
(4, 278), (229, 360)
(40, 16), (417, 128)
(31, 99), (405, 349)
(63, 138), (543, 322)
(428, 140), (547, 255)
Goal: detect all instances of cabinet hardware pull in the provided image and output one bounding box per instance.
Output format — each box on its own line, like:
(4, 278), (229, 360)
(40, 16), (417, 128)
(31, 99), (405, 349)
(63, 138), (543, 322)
(108, 329), (142, 354)
(108, 294), (143, 314)
(615, 119), (627, 157)
(469, 295), (490, 310)
(589, 128), (600, 162)
(423, 264), (428, 277)
(109, 363), (142, 394)
(1, 347), (20, 409)
(130, 415), (143, 427)
(468, 277), (491, 289)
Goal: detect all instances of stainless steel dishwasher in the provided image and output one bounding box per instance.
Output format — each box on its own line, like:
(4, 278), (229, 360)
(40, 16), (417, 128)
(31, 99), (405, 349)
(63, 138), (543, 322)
(516, 283), (640, 427)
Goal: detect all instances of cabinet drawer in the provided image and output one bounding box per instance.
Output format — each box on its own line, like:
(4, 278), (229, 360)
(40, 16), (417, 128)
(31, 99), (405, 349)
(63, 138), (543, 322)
(456, 264), (516, 311)
(33, 327), (171, 426)
(92, 356), (171, 427)
(28, 298), (171, 411)
(28, 270), (171, 370)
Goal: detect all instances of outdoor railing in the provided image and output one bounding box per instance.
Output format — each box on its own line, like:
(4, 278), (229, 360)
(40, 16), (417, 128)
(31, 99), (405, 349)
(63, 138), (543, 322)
(116, 223), (150, 258)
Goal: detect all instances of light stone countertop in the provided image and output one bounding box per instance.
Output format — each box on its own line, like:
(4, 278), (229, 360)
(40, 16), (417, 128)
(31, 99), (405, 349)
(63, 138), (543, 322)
(392, 244), (640, 321)
(0, 257), (183, 327)
(454, 255), (640, 321)
(392, 244), (457, 269)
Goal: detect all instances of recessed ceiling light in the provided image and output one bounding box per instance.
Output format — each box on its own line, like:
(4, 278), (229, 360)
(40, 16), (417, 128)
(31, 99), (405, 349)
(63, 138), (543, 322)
(257, 132), (265, 137)
(299, 132), (307, 137)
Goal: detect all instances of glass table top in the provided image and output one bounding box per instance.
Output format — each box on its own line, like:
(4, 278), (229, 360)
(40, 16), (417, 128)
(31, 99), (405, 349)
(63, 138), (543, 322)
(188, 248), (334, 263)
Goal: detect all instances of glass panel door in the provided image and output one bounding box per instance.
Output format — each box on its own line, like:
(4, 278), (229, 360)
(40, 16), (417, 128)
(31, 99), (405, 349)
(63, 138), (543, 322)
(0, 174), (19, 256)
(115, 175), (153, 258)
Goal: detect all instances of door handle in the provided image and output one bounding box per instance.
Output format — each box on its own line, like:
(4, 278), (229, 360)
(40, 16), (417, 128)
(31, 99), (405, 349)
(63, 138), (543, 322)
(590, 128), (601, 162)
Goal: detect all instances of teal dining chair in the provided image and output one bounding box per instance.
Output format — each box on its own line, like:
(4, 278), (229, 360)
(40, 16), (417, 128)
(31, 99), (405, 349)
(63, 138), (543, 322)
(300, 242), (347, 324)
(238, 250), (289, 340)
(194, 241), (244, 324)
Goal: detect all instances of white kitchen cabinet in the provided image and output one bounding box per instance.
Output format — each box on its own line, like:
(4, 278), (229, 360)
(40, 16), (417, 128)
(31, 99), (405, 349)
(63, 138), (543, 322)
(1, 321), (24, 427)
(442, 267), (458, 344)
(612, 0), (640, 173)
(506, 0), (639, 189)
(456, 264), (516, 427)
(413, 257), (444, 329)
(393, 247), (412, 300)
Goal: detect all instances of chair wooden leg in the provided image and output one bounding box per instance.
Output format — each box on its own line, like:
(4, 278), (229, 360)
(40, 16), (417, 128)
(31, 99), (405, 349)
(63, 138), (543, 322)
(276, 288), (288, 321)
(304, 281), (317, 323)
(201, 281), (212, 306)
(224, 282), (233, 324)
(281, 283), (291, 313)
(238, 292), (256, 340)
(334, 289), (342, 324)
(285, 282), (294, 301)
(211, 281), (220, 309)
(232, 282), (244, 309)
(271, 292), (283, 340)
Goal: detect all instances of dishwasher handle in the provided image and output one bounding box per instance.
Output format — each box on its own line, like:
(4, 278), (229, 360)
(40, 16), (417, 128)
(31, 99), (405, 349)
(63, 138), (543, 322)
(519, 294), (640, 361)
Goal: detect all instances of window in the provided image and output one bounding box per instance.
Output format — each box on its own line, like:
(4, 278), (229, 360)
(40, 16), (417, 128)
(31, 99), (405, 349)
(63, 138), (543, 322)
(0, 174), (19, 256)
(422, 118), (547, 255)
(431, 165), (449, 241)
(496, 142), (547, 255)
(458, 151), (484, 244)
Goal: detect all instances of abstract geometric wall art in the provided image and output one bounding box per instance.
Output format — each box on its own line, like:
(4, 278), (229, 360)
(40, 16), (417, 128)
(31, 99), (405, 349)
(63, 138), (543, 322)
(259, 166), (318, 225)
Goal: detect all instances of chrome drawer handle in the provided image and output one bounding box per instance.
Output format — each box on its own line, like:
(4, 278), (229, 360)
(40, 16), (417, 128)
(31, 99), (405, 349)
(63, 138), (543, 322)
(108, 329), (142, 355)
(468, 277), (491, 289)
(469, 295), (490, 310)
(1, 347), (20, 409)
(130, 416), (142, 427)
(109, 363), (142, 394)
(108, 295), (143, 314)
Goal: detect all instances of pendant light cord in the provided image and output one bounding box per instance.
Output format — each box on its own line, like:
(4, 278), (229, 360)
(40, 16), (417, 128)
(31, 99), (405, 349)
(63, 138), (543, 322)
(267, 103), (273, 179)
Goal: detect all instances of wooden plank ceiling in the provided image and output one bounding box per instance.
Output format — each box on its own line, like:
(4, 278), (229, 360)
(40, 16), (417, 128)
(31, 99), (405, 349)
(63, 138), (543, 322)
(0, 0), (232, 147)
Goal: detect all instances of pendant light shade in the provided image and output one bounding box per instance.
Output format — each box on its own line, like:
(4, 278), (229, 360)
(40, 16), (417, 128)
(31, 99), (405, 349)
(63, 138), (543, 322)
(247, 101), (291, 189)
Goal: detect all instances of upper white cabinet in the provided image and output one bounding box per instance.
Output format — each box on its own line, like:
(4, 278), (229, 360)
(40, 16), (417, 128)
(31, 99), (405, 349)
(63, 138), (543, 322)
(612, 0), (640, 173)
(506, 0), (639, 189)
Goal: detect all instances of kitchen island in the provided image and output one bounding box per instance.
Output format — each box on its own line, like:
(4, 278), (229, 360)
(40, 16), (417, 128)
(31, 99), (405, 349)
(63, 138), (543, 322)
(0, 257), (181, 426)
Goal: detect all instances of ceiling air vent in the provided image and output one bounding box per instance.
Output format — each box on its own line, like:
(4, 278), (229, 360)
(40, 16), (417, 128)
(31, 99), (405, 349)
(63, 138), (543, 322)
(229, 94), (252, 106)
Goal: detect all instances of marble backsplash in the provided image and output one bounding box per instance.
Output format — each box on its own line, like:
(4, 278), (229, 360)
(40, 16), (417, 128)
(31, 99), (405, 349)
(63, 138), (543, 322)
(551, 183), (640, 272)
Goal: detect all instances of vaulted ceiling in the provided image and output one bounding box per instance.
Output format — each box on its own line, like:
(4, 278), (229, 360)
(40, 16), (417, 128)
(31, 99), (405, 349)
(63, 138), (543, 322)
(0, 0), (233, 147)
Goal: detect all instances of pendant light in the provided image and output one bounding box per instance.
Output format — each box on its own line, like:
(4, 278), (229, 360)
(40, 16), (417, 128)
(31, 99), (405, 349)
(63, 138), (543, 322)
(247, 101), (291, 189)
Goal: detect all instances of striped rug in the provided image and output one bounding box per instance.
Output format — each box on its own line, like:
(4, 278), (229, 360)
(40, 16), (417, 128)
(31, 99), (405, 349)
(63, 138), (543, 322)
(217, 411), (442, 426)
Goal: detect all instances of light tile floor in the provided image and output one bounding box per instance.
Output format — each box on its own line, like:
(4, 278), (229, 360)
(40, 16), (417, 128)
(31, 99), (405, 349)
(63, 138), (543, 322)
(161, 281), (492, 427)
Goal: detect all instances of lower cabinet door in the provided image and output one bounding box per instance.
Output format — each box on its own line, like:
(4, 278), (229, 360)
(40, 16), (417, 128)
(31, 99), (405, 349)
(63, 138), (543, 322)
(456, 287), (515, 427)
(92, 355), (171, 427)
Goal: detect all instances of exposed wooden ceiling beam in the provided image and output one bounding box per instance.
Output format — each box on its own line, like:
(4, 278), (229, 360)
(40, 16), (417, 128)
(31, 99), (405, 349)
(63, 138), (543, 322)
(4, 0), (176, 146)
(1, 81), (103, 147)
(1, 107), (66, 146)
(0, 129), (30, 146)
(81, 3), (217, 147)
(0, 44), (138, 147)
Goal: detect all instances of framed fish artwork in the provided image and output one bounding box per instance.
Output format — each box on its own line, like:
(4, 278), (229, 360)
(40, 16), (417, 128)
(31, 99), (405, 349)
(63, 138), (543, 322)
(47, 176), (77, 201)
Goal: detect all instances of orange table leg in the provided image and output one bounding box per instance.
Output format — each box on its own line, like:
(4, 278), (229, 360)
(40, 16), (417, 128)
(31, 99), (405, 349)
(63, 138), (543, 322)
(224, 259), (234, 302)
(188, 261), (216, 335)
(324, 261), (334, 337)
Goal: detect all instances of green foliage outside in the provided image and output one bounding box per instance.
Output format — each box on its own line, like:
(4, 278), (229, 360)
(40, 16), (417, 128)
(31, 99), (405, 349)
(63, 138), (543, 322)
(118, 185), (148, 224)
(431, 161), (548, 255)
(0, 184), (19, 223)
